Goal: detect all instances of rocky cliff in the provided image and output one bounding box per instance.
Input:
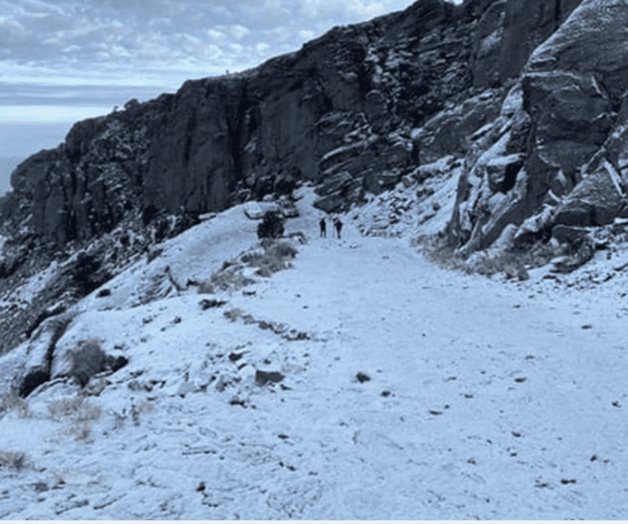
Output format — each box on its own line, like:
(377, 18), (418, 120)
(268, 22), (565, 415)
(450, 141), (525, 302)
(448, 0), (628, 258)
(1, 0), (627, 355)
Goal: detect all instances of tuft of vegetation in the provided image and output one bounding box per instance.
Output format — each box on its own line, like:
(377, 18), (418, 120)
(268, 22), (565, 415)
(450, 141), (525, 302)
(0, 393), (31, 418)
(246, 240), (298, 278)
(48, 396), (102, 441)
(198, 267), (254, 294)
(199, 239), (298, 293)
(67, 339), (108, 387)
(0, 451), (28, 471)
(48, 396), (102, 423)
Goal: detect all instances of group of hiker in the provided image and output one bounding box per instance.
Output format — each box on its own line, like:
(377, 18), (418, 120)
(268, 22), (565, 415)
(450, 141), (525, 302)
(319, 216), (343, 239)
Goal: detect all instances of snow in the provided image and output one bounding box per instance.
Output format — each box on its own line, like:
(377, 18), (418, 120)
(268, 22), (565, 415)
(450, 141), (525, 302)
(1, 188), (628, 519)
(603, 159), (625, 197)
(77, 202), (261, 311)
(500, 84), (523, 118)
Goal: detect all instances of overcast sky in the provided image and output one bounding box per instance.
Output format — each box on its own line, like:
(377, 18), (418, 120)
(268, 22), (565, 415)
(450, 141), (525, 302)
(0, 1), (423, 128)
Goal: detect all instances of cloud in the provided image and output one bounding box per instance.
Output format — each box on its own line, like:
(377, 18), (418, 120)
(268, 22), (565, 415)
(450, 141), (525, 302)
(228, 24), (251, 40)
(0, 0), (416, 126)
(298, 0), (398, 20)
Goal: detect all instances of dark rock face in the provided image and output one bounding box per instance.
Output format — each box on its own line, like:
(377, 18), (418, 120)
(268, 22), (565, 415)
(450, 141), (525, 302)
(498, 0), (581, 82)
(448, 0), (628, 254)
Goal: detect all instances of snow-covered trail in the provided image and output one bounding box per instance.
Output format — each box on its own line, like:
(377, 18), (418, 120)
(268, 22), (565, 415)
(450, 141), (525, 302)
(1, 193), (627, 519)
(228, 216), (628, 518)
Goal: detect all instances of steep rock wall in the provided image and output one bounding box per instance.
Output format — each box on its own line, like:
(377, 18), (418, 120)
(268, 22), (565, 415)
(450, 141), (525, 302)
(448, 0), (627, 253)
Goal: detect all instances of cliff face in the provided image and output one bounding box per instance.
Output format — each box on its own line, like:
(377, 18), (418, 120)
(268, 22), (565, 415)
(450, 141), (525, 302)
(2, 0), (569, 252)
(448, 0), (628, 255)
(2, 0), (627, 354)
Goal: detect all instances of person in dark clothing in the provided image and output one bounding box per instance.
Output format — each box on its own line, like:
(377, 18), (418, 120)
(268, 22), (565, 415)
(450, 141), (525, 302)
(334, 217), (343, 239)
(319, 217), (327, 238)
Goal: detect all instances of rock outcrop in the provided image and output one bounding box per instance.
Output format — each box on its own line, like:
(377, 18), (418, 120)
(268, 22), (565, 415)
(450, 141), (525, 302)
(448, 0), (628, 257)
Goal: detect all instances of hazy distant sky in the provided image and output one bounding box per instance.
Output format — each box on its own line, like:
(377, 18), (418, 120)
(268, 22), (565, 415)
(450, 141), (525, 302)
(0, 0), (463, 182)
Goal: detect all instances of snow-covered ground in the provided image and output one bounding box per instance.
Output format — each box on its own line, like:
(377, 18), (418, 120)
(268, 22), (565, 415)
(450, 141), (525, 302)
(1, 188), (627, 519)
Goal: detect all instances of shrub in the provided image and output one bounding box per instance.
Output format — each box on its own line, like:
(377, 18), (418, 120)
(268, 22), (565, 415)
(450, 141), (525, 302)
(48, 396), (102, 441)
(67, 339), (108, 387)
(69, 422), (93, 441)
(424, 234), (554, 279)
(257, 211), (285, 240)
(266, 240), (297, 259)
(198, 239), (297, 294)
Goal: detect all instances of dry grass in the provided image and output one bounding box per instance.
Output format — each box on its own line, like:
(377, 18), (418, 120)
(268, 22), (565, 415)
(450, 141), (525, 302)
(0, 451), (28, 471)
(48, 396), (102, 423)
(69, 422), (93, 441)
(48, 396), (102, 441)
(199, 239), (298, 293)
(223, 308), (244, 322)
(246, 240), (298, 278)
(423, 234), (555, 279)
(131, 400), (154, 426)
(198, 265), (254, 294)
(0, 393), (31, 418)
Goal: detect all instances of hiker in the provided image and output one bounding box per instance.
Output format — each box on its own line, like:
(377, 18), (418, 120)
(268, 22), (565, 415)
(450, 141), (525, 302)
(319, 217), (327, 238)
(334, 217), (343, 239)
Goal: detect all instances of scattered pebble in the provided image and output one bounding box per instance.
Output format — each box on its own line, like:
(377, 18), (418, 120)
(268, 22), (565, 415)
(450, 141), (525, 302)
(356, 372), (371, 383)
(255, 370), (285, 386)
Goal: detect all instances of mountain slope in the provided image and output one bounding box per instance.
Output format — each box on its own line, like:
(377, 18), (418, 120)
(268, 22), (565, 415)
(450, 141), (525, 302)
(1, 189), (627, 519)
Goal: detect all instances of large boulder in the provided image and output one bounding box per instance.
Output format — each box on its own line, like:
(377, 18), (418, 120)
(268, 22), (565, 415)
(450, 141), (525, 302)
(554, 166), (627, 227)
